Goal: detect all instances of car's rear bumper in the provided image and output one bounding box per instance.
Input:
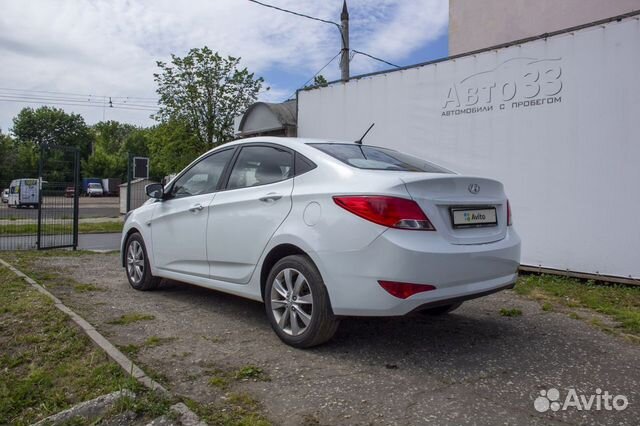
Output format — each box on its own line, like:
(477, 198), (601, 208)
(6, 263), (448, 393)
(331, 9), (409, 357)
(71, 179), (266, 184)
(316, 228), (521, 316)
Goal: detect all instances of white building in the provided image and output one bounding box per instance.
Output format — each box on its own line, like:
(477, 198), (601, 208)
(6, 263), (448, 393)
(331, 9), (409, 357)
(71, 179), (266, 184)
(296, 11), (640, 283)
(236, 4), (640, 283)
(449, 0), (640, 55)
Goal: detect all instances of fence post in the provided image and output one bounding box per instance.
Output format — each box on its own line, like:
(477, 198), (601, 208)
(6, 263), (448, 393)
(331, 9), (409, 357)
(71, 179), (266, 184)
(36, 145), (44, 250)
(72, 148), (80, 250)
(126, 152), (132, 213)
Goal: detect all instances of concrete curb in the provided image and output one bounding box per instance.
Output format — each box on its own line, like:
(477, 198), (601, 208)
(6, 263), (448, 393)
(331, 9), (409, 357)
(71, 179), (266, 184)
(32, 390), (135, 426)
(0, 257), (207, 425)
(0, 257), (165, 393)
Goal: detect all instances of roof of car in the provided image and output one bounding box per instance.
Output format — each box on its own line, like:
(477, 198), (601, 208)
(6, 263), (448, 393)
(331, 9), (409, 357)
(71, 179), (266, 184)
(226, 137), (350, 147)
(186, 137), (393, 174)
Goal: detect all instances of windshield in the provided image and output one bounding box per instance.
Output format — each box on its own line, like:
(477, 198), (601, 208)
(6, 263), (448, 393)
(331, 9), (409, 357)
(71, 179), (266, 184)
(88, 183), (101, 189)
(309, 144), (451, 173)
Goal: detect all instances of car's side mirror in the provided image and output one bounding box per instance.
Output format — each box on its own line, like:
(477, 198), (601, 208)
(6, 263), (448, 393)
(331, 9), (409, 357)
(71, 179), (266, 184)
(145, 183), (164, 200)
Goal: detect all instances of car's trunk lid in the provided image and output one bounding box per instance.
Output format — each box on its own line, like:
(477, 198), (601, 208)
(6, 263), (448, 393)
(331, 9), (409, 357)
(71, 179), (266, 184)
(399, 173), (508, 245)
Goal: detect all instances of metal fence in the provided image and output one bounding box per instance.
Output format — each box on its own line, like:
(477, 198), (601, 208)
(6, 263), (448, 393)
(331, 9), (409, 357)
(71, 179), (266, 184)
(0, 167), (40, 250)
(38, 146), (80, 249)
(0, 145), (79, 250)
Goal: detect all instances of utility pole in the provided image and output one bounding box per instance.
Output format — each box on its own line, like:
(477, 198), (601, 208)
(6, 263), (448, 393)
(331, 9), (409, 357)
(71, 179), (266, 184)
(340, 0), (350, 82)
(248, 0), (352, 81)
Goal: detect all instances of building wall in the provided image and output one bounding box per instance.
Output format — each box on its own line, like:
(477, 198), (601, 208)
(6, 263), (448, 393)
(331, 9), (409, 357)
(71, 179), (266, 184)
(298, 15), (640, 281)
(449, 0), (640, 55)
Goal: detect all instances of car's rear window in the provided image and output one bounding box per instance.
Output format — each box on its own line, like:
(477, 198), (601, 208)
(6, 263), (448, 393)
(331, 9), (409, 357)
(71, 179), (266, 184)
(309, 144), (451, 173)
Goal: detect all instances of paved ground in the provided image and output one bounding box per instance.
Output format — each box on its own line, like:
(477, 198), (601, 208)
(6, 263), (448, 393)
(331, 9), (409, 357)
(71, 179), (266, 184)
(0, 197), (121, 251)
(0, 197), (120, 219)
(21, 253), (640, 425)
(78, 233), (121, 251)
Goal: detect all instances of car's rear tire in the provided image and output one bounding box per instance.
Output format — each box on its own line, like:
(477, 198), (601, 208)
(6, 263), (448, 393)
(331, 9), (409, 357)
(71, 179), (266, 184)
(419, 302), (463, 316)
(125, 233), (160, 291)
(265, 255), (339, 348)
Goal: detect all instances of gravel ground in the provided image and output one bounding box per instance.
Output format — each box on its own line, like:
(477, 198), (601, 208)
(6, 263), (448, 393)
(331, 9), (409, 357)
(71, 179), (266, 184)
(29, 253), (640, 425)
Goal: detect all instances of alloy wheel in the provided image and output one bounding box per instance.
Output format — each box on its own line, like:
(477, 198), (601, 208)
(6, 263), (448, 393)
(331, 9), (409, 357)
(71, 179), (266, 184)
(127, 240), (145, 284)
(270, 268), (313, 336)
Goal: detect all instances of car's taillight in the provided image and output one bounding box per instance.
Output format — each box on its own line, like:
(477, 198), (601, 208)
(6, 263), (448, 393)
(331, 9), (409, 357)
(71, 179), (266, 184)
(378, 281), (437, 299)
(333, 196), (435, 230)
(507, 199), (513, 226)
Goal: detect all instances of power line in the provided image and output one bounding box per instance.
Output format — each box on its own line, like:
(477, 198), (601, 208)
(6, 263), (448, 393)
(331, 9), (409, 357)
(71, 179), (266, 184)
(247, 0), (341, 30)
(247, 0), (399, 81)
(0, 93), (99, 103)
(0, 87), (159, 102)
(0, 97), (158, 112)
(352, 50), (400, 68)
(0, 87), (95, 98)
(0, 95), (159, 111)
(283, 51), (342, 101)
(246, 0), (346, 47)
(0, 92), (158, 109)
(0, 92), (158, 107)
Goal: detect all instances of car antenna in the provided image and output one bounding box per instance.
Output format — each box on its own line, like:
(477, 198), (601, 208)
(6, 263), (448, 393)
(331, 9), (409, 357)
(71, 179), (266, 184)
(355, 123), (375, 145)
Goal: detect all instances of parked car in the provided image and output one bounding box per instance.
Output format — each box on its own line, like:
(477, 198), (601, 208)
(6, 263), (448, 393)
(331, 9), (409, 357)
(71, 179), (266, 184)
(121, 137), (521, 348)
(65, 186), (76, 198)
(1, 188), (8, 203)
(86, 182), (104, 197)
(8, 178), (39, 208)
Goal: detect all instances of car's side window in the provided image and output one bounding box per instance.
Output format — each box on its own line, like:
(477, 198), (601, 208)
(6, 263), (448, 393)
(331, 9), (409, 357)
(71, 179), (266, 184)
(170, 149), (234, 199)
(295, 153), (316, 176)
(227, 146), (293, 190)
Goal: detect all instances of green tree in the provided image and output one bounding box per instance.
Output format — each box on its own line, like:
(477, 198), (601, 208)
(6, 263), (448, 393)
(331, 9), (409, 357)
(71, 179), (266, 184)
(147, 120), (204, 179)
(93, 121), (138, 153)
(0, 129), (39, 186)
(313, 75), (328, 87)
(303, 75), (328, 89)
(82, 125), (154, 181)
(0, 130), (16, 185)
(154, 46), (264, 147)
(83, 121), (141, 179)
(11, 106), (94, 159)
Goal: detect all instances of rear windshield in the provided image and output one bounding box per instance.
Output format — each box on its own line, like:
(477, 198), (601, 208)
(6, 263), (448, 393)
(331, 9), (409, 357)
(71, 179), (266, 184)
(310, 144), (451, 173)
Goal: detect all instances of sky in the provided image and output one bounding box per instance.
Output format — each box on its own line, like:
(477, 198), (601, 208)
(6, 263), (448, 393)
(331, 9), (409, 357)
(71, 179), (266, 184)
(0, 0), (449, 132)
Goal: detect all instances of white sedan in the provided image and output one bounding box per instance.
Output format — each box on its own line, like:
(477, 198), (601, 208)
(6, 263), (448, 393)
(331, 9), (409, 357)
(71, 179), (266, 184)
(121, 137), (521, 347)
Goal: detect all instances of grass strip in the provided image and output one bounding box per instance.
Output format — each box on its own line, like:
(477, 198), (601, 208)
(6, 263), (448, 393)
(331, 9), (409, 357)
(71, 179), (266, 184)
(0, 221), (123, 236)
(515, 274), (640, 337)
(0, 265), (131, 425)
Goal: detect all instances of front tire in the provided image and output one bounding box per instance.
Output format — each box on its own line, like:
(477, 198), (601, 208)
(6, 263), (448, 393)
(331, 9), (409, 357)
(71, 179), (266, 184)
(125, 233), (160, 291)
(265, 255), (339, 348)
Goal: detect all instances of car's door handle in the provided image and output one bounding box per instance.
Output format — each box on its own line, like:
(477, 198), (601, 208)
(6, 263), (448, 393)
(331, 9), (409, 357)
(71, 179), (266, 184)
(259, 193), (282, 203)
(189, 203), (204, 212)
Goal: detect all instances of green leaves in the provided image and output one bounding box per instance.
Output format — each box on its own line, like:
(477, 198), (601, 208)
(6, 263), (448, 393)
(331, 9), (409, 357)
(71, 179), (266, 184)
(2, 47), (265, 185)
(153, 46), (264, 147)
(12, 106), (94, 158)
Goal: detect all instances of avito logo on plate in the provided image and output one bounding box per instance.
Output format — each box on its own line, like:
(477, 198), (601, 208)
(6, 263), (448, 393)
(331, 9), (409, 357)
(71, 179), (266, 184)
(463, 212), (486, 222)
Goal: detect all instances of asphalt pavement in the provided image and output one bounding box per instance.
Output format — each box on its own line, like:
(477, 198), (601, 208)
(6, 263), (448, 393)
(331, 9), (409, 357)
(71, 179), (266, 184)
(78, 233), (121, 251)
(22, 252), (640, 426)
(0, 197), (120, 219)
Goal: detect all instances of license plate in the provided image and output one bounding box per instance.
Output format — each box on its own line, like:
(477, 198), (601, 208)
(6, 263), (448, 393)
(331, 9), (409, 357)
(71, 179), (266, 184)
(451, 207), (497, 228)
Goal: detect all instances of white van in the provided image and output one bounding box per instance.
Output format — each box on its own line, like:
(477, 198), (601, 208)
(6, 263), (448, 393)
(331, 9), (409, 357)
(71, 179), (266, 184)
(8, 179), (40, 208)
